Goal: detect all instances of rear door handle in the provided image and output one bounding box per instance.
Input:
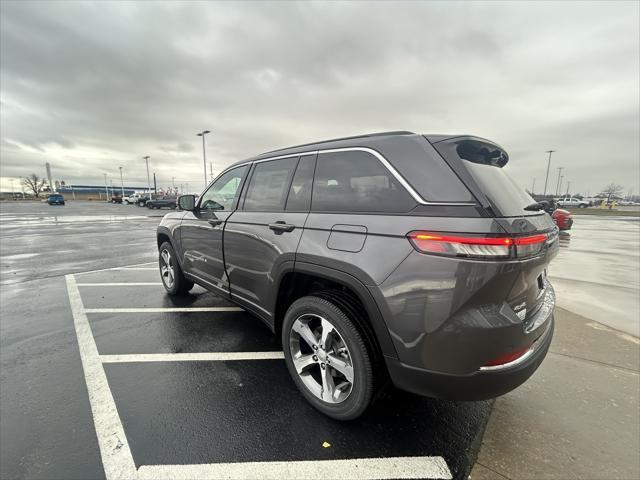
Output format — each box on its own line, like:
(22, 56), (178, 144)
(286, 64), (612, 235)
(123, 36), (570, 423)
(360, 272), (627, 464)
(208, 219), (223, 227)
(269, 222), (295, 233)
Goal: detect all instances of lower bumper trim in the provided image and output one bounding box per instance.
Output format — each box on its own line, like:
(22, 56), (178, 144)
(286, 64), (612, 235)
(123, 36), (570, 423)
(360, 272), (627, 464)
(386, 316), (554, 401)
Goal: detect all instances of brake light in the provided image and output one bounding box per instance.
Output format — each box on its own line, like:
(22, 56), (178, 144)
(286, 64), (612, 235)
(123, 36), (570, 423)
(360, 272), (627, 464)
(407, 231), (547, 259)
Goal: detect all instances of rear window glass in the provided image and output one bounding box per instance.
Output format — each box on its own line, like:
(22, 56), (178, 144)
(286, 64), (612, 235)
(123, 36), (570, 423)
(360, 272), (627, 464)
(433, 138), (536, 217)
(366, 135), (474, 203)
(312, 151), (414, 213)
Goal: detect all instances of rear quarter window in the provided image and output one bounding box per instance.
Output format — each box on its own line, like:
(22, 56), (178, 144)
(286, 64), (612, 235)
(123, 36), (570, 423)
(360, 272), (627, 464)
(311, 150), (415, 213)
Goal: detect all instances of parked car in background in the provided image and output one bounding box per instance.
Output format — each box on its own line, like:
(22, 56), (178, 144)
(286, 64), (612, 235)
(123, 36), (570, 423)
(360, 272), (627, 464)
(552, 208), (573, 230)
(47, 193), (65, 205)
(157, 131), (558, 420)
(110, 195), (123, 204)
(147, 196), (177, 209)
(556, 197), (589, 208)
(124, 193), (148, 205)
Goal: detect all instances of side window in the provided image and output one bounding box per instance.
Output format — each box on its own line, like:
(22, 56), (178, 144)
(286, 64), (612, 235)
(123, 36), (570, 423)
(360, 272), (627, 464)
(312, 151), (414, 213)
(199, 165), (248, 211)
(285, 154), (316, 211)
(243, 157), (298, 211)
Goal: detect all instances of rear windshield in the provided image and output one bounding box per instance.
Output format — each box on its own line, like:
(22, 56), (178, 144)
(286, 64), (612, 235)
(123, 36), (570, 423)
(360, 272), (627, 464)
(432, 138), (537, 216)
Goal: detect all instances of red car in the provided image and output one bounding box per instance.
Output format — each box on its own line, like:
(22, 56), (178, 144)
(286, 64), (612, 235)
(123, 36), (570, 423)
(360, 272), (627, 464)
(552, 208), (573, 230)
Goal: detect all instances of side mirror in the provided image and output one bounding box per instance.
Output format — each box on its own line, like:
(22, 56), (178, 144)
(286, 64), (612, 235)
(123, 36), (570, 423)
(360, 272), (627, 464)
(178, 195), (196, 211)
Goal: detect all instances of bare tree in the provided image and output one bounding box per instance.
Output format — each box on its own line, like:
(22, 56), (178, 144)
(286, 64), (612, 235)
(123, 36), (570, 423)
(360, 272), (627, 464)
(601, 183), (624, 202)
(21, 173), (47, 198)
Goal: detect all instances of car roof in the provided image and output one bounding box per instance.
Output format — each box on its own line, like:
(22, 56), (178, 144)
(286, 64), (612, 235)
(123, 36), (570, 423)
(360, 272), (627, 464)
(223, 131), (470, 170)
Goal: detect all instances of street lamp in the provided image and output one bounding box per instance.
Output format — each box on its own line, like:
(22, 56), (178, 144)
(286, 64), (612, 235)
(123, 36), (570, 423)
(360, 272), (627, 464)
(103, 173), (109, 200)
(542, 150), (556, 197)
(119, 166), (125, 198)
(196, 130), (211, 189)
(143, 156), (151, 195)
(555, 167), (564, 196)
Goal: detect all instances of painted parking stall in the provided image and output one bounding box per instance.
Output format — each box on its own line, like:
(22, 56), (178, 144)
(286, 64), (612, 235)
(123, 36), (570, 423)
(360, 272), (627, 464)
(65, 261), (491, 480)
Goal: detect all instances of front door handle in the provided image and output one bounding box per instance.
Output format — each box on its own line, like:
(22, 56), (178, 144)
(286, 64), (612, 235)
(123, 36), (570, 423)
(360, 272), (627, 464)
(208, 219), (223, 227)
(268, 221), (295, 233)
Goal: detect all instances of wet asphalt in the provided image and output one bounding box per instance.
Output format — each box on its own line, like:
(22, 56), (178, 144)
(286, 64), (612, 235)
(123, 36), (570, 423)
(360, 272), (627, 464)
(0, 201), (492, 480)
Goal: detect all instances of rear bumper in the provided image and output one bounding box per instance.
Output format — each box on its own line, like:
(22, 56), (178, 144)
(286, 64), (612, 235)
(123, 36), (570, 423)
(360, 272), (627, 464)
(386, 316), (554, 400)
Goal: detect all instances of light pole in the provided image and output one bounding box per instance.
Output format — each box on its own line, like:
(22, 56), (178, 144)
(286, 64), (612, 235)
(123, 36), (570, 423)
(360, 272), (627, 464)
(565, 181), (571, 196)
(554, 167), (564, 196)
(558, 175), (564, 197)
(143, 156), (151, 195)
(103, 173), (109, 200)
(542, 150), (556, 197)
(10, 178), (15, 200)
(210, 162), (214, 182)
(196, 130), (211, 189)
(530, 177), (536, 196)
(119, 166), (125, 198)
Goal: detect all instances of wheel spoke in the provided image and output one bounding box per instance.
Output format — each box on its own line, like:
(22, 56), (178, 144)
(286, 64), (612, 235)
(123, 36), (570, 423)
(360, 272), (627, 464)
(320, 318), (334, 350)
(161, 266), (168, 276)
(168, 269), (174, 284)
(321, 365), (336, 402)
(292, 353), (316, 374)
(327, 353), (354, 383)
(293, 321), (318, 349)
(161, 250), (170, 265)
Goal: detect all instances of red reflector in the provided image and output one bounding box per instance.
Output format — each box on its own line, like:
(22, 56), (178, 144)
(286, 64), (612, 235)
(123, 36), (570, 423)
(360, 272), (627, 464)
(484, 346), (532, 366)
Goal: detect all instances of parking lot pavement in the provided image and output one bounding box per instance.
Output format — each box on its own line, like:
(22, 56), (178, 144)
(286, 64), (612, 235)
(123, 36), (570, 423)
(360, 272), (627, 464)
(0, 201), (162, 285)
(62, 264), (491, 479)
(548, 216), (640, 336)
(0, 201), (491, 480)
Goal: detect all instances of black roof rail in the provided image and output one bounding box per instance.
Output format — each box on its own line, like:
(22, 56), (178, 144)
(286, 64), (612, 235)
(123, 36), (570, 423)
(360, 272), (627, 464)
(259, 131), (415, 156)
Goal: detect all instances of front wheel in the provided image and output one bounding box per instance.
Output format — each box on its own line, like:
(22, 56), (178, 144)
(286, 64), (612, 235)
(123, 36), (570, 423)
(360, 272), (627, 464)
(579, 204), (587, 208)
(282, 293), (377, 420)
(158, 242), (194, 295)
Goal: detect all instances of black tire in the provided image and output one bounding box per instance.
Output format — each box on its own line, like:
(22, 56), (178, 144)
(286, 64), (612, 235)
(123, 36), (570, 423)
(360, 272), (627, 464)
(579, 204), (587, 208)
(158, 241), (193, 295)
(147, 203), (153, 209)
(282, 293), (378, 420)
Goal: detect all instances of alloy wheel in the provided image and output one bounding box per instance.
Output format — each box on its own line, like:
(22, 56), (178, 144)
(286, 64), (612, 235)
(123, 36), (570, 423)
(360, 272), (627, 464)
(289, 313), (355, 404)
(160, 249), (175, 289)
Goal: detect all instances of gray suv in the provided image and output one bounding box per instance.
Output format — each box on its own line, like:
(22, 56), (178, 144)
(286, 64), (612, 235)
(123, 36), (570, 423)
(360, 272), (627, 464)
(157, 132), (558, 420)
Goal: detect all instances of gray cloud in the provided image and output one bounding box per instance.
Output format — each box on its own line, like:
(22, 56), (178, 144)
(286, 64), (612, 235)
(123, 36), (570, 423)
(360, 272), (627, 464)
(1, 0), (638, 196)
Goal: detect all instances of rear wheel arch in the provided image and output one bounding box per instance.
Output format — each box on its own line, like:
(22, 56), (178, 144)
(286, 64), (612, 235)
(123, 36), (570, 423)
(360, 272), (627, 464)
(274, 264), (397, 360)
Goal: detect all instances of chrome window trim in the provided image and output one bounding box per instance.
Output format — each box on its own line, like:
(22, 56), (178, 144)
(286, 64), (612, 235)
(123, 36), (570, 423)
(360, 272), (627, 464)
(212, 146), (477, 206)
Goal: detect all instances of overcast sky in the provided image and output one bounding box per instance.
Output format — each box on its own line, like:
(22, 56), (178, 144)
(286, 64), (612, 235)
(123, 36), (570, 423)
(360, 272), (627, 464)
(1, 1), (638, 196)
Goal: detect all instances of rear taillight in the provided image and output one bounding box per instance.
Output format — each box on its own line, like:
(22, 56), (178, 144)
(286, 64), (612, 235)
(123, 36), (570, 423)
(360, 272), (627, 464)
(407, 231), (547, 259)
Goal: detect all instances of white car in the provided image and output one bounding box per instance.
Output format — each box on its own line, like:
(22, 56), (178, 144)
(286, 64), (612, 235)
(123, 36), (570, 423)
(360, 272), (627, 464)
(556, 197), (589, 208)
(123, 193), (147, 205)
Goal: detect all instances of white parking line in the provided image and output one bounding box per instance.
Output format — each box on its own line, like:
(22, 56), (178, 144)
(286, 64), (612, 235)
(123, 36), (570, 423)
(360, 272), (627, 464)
(75, 262), (157, 275)
(85, 307), (244, 313)
(65, 274), (138, 479)
(100, 351), (285, 363)
(137, 456), (453, 479)
(77, 283), (162, 286)
(67, 266), (453, 480)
